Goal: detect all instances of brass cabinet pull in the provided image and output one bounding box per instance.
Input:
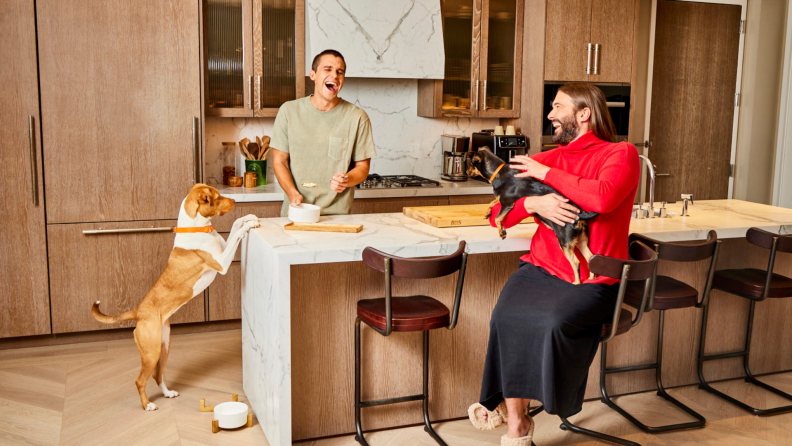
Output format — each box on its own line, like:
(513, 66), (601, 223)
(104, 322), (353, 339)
(594, 44), (600, 74)
(474, 80), (479, 111)
(28, 116), (38, 205)
(483, 80), (487, 111)
(586, 43), (592, 74)
(248, 75), (253, 109)
(82, 227), (173, 235)
(192, 117), (200, 183)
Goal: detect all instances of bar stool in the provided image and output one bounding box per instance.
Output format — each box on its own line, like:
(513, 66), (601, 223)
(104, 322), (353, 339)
(697, 227), (792, 415)
(354, 241), (468, 446)
(529, 241), (659, 446)
(594, 231), (721, 433)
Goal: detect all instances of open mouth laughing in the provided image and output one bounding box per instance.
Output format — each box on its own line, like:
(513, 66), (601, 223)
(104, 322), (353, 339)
(324, 79), (339, 95)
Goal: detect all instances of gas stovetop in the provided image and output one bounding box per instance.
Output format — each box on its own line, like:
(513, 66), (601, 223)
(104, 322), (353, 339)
(357, 174), (441, 189)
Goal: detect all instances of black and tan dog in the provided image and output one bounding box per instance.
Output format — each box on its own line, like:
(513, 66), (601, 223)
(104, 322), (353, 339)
(467, 148), (598, 284)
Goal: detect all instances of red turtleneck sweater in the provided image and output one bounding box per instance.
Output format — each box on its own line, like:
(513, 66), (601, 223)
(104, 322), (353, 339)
(489, 131), (640, 284)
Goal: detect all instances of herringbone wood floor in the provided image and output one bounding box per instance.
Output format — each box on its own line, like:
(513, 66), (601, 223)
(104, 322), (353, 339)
(1, 328), (791, 445)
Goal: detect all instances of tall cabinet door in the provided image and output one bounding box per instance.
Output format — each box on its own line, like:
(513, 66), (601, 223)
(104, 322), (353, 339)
(589, 0), (635, 83)
(479, 0), (524, 118)
(544, 0), (592, 81)
(37, 0), (202, 224)
(0, 0), (51, 338)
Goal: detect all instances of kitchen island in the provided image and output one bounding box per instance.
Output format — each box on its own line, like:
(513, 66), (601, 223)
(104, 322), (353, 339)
(241, 200), (792, 445)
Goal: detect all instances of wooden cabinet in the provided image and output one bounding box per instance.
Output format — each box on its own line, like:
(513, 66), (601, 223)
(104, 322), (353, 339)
(449, 194), (494, 205)
(544, 0), (635, 83)
(37, 0), (202, 224)
(418, 0), (524, 118)
(203, 0), (305, 118)
(351, 197), (450, 214)
(0, 0), (51, 338)
(208, 262), (241, 320)
(47, 221), (206, 334)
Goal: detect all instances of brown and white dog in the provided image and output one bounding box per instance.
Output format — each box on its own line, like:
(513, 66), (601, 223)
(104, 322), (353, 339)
(91, 184), (260, 411)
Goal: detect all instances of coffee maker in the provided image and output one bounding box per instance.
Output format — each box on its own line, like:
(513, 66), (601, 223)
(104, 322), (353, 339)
(440, 134), (471, 181)
(469, 131), (528, 182)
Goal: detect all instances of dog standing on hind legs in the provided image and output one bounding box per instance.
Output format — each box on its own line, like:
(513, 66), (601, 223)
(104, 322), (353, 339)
(91, 184), (260, 411)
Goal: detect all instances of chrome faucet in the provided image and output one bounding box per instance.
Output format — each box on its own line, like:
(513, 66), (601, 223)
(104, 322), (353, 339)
(638, 155), (656, 218)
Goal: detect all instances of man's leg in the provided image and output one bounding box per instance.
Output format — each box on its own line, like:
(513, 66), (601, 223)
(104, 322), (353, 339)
(505, 397), (532, 438)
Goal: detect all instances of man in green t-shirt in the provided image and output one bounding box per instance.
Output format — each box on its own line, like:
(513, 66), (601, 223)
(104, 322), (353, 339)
(271, 49), (377, 216)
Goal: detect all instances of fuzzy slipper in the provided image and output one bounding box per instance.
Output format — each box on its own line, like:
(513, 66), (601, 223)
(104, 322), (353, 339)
(500, 415), (535, 446)
(468, 401), (508, 430)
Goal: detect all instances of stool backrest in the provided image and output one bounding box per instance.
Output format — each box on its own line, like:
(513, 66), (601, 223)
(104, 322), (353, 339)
(362, 242), (467, 279)
(589, 241), (658, 343)
(746, 228), (792, 253)
(630, 231), (719, 262)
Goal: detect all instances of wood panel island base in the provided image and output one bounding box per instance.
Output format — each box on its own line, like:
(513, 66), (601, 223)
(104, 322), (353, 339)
(240, 200), (792, 445)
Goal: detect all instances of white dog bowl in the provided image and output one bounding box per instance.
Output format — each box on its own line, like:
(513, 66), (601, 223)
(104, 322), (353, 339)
(288, 203), (321, 223)
(213, 401), (249, 429)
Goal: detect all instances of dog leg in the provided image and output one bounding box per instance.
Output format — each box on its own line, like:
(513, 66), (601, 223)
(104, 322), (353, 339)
(133, 321), (163, 411)
(215, 219), (260, 274)
(485, 196), (500, 219)
(494, 203), (514, 239)
(154, 320), (178, 398)
(561, 243), (581, 285)
(576, 224), (596, 280)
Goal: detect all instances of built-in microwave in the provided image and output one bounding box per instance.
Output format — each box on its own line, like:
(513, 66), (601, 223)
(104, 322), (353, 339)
(541, 82), (631, 151)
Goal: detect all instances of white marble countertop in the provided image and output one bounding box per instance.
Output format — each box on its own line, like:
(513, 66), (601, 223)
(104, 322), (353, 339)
(215, 178), (493, 202)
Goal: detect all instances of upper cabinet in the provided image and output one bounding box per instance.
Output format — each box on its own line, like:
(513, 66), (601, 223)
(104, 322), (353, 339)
(204, 0), (305, 117)
(545, 0), (635, 83)
(418, 0), (524, 118)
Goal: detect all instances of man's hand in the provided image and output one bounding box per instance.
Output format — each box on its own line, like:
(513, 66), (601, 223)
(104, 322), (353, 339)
(525, 194), (580, 226)
(330, 172), (349, 193)
(289, 192), (303, 206)
(510, 155), (551, 181)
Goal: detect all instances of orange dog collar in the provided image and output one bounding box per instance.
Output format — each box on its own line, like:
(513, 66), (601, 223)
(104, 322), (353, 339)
(489, 163), (506, 183)
(173, 226), (214, 234)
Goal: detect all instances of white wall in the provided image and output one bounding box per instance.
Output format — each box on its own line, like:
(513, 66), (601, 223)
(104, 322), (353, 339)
(774, 0), (792, 207)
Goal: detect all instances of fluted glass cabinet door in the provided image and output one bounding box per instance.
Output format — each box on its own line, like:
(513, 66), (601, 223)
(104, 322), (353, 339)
(441, 0), (479, 117)
(204, 0), (254, 117)
(253, 0), (305, 117)
(479, 0), (523, 118)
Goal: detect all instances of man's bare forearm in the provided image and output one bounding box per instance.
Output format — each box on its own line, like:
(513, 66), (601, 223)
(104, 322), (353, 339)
(272, 150), (300, 198)
(345, 160), (370, 187)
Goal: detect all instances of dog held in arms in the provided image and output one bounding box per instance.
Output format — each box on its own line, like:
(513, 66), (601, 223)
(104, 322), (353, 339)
(467, 148), (598, 284)
(91, 184), (260, 411)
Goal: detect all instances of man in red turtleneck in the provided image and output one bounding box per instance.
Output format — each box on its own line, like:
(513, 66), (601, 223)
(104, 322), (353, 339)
(487, 87), (639, 285)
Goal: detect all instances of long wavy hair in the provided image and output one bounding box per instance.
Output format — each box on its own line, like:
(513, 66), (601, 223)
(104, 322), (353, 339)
(558, 83), (617, 143)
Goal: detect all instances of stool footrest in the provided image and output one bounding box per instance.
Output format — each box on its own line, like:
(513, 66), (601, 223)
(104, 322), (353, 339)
(703, 351), (747, 361)
(604, 363), (659, 374)
(358, 394), (424, 408)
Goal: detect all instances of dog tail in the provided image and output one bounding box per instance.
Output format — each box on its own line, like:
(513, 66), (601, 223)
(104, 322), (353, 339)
(91, 301), (136, 324)
(578, 211), (598, 221)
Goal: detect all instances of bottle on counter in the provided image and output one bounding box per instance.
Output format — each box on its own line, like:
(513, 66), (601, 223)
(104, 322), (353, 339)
(222, 142), (237, 185)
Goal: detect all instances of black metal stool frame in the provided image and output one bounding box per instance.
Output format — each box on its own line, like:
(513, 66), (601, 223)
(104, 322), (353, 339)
(547, 241), (658, 446)
(354, 246), (469, 446)
(598, 232), (721, 433)
(697, 229), (792, 416)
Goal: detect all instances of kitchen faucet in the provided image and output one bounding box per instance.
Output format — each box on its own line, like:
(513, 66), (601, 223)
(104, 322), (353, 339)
(638, 155), (656, 218)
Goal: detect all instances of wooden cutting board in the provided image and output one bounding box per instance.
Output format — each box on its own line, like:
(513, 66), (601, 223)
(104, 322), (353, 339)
(403, 204), (494, 228)
(283, 222), (364, 233)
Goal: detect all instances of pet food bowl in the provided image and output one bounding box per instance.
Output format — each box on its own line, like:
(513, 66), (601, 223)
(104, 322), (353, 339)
(287, 203), (321, 223)
(213, 401), (249, 429)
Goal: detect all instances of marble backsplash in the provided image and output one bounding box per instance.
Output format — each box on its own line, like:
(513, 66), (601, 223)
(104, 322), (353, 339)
(203, 78), (498, 186)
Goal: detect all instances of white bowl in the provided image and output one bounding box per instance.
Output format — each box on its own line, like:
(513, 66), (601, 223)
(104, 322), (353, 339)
(288, 203), (321, 223)
(213, 401), (248, 429)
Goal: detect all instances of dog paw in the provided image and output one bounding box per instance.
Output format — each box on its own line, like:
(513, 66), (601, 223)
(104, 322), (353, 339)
(499, 231), (507, 239)
(163, 390), (180, 398)
(145, 402), (158, 411)
(242, 214), (259, 223)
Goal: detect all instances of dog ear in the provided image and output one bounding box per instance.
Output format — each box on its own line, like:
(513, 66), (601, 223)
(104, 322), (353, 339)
(184, 186), (213, 219)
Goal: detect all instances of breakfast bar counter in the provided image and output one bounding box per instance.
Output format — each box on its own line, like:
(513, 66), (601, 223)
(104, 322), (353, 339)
(241, 200), (792, 445)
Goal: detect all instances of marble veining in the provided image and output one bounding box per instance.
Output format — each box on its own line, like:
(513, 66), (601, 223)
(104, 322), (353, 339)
(306, 0), (445, 79)
(241, 199), (792, 445)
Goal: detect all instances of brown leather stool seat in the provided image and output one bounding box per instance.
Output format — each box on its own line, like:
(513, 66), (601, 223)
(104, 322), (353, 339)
(357, 296), (450, 332)
(601, 308), (633, 338)
(625, 275), (699, 310)
(713, 268), (792, 299)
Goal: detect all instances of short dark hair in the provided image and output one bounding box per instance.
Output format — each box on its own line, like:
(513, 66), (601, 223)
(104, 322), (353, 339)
(311, 49), (346, 72)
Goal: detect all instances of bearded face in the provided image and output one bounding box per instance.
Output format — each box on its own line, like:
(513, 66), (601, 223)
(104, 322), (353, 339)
(552, 112), (580, 146)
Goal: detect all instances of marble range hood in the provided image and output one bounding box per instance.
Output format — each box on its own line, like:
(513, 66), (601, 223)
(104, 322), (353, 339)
(305, 0), (445, 79)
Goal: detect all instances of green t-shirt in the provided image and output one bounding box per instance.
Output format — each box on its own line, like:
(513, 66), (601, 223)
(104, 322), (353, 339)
(271, 96), (377, 216)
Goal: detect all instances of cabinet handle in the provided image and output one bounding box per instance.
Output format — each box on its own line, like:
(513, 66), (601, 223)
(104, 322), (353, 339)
(483, 80), (487, 111)
(82, 227), (173, 235)
(248, 76), (253, 109)
(28, 116), (38, 206)
(257, 75), (262, 110)
(586, 43), (592, 74)
(192, 117), (200, 183)
(594, 44), (600, 74)
(474, 80), (479, 110)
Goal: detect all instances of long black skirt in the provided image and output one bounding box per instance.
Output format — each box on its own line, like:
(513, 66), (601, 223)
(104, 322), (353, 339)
(479, 261), (619, 417)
